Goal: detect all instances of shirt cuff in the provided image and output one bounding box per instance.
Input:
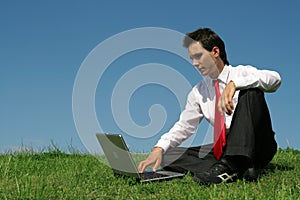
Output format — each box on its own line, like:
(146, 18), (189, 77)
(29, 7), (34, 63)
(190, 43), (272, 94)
(154, 140), (170, 153)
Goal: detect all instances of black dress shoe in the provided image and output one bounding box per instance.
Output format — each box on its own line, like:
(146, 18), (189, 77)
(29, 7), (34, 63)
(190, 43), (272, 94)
(243, 167), (258, 181)
(193, 160), (239, 185)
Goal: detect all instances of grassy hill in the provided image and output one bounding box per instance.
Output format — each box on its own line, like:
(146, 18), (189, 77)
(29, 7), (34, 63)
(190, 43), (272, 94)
(0, 148), (299, 199)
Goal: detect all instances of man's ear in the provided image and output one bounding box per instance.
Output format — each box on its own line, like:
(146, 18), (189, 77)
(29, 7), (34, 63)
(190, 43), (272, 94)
(211, 46), (220, 57)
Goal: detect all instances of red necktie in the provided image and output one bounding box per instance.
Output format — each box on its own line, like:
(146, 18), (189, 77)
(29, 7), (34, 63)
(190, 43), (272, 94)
(213, 80), (226, 160)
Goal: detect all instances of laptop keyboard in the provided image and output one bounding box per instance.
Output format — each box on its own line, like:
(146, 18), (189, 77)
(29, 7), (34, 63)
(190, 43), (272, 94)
(140, 171), (169, 179)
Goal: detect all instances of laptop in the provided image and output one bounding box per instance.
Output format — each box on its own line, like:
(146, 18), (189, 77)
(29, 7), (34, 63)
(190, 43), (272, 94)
(96, 133), (185, 183)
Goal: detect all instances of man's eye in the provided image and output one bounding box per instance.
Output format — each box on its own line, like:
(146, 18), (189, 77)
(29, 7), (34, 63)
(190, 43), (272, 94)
(194, 54), (202, 59)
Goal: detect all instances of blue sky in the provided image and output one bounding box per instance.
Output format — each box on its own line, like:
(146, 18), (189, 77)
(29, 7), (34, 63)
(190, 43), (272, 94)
(1, 0), (300, 153)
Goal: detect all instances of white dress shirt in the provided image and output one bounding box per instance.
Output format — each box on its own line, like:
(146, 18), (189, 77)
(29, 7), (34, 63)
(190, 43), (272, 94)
(155, 65), (281, 152)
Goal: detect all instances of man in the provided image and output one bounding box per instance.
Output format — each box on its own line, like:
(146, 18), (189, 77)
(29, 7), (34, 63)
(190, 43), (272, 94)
(138, 28), (281, 184)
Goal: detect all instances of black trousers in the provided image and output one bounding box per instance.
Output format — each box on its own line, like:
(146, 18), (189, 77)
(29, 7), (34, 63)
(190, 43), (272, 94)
(161, 88), (277, 174)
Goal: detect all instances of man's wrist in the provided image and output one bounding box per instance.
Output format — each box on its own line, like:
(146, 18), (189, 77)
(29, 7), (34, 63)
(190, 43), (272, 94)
(152, 146), (163, 153)
(229, 80), (236, 87)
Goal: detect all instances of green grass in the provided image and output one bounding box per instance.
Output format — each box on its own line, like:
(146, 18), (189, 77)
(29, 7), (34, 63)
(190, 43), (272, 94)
(0, 148), (299, 200)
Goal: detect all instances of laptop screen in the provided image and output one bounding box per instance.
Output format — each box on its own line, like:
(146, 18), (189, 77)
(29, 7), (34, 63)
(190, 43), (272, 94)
(96, 133), (141, 178)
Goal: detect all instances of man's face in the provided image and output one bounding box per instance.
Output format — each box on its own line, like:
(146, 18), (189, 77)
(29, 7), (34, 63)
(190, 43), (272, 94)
(188, 42), (219, 78)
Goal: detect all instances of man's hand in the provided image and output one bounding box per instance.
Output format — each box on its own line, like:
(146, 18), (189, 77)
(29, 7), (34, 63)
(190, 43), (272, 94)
(218, 81), (236, 115)
(138, 147), (163, 173)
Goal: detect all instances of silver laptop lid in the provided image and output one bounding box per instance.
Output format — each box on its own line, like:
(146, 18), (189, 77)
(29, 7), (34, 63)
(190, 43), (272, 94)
(96, 133), (140, 178)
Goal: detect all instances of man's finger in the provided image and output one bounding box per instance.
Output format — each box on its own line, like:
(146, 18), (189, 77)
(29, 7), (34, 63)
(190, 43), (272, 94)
(138, 161), (147, 173)
(152, 159), (161, 172)
(138, 162), (143, 173)
(218, 98), (225, 114)
(225, 104), (233, 115)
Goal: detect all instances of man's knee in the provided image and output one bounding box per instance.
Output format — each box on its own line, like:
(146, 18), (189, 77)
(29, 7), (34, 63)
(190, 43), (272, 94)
(239, 88), (264, 101)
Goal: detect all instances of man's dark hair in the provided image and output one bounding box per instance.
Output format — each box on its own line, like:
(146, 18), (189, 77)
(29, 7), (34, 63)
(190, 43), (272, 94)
(183, 28), (229, 65)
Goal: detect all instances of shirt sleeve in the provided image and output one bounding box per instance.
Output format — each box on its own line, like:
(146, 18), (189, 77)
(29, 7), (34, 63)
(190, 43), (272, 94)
(154, 86), (203, 152)
(232, 65), (281, 92)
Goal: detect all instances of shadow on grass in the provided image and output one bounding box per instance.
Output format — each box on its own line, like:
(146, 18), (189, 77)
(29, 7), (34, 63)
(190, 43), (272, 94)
(258, 163), (294, 177)
(267, 162), (294, 171)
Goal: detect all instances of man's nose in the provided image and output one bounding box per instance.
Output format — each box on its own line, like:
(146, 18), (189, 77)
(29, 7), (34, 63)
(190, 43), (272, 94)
(193, 59), (199, 67)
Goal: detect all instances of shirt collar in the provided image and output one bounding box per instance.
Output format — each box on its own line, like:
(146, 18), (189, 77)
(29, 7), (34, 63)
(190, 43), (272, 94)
(217, 65), (230, 84)
(203, 65), (231, 87)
